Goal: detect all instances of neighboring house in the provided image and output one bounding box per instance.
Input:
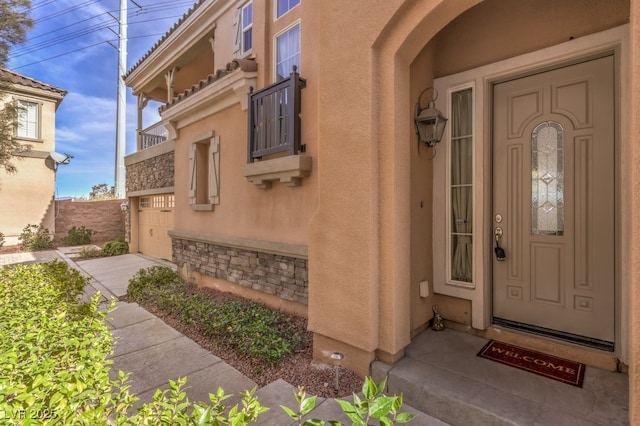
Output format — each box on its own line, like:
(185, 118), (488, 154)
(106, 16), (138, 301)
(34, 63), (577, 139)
(124, 0), (640, 421)
(0, 70), (66, 246)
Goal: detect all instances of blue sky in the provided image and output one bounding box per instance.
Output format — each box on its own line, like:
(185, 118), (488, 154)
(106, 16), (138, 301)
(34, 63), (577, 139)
(8, 0), (195, 198)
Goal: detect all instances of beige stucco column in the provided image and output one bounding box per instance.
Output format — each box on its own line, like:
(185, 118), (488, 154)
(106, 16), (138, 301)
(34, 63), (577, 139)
(307, 0), (481, 375)
(629, 1), (639, 423)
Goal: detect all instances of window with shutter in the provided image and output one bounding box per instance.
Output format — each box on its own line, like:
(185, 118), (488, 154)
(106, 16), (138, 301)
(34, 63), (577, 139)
(189, 134), (220, 210)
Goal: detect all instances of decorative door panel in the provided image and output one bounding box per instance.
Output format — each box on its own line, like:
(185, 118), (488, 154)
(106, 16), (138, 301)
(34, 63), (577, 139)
(492, 56), (615, 347)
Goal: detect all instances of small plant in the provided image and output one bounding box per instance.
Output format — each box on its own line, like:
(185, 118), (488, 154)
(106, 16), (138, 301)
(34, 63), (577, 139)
(282, 377), (416, 426)
(102, 237), (128, 256)
(0, 231), (4, 249)
(78, 246), (104, 258)
(62, 225), (95, 246)
(18, 224), (53, 250)
(125, 377), (268, 425)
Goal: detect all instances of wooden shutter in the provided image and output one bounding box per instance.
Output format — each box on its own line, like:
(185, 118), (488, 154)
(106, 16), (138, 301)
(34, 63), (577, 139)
(188, 143), (197, 204)
(232, 7), (241, 57)
(208, 136), (220, 205)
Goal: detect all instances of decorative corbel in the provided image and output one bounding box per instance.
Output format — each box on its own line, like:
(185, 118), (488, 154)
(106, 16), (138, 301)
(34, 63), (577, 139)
(165, 67), (178, 103)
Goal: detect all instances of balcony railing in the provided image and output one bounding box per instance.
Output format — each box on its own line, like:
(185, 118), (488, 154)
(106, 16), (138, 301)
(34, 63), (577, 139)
(247, 67), (306, 163)
(139, 121), (168, 150)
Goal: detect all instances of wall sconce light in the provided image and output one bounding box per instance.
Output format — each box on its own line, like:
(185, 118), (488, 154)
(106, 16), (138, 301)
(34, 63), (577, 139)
(414, 87), (447, 147)
(120, 200), (129, 212)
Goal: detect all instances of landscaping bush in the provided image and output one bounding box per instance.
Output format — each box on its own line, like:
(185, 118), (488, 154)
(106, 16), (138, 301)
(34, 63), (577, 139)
(0, 261), (269, 425)
(127, 266), (307, 365)
(18, 224), (53, 251)
(78, 246), (104, 258)
(0, 231), (4, 249)
(61, 225), (95, 246)
(102, 237), (128, 256)
(0, 261), (114, 423)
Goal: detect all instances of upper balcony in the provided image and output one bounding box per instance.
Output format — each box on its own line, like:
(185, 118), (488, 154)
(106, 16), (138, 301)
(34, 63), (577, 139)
(139, 121), (168, 151)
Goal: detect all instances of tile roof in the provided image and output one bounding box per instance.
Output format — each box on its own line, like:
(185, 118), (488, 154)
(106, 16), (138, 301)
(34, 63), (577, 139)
(0, 68), (67, 96)
(159, 58), (257, 113)
(124, 0), (206, 79)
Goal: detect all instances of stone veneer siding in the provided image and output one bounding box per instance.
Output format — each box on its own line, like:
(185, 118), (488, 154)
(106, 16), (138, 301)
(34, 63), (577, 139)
(172, 237), (308, 305)
(126, 151), (174, 193)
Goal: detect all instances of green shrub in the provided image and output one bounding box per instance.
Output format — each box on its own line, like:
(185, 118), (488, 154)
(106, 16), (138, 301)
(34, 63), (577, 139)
(127, 266), (306, 365)
(18, 224), (53, 251)
(102, 237), (128, 256)
(78, 246), (104, 258)
(0, 261), (269, 425)
(62, 225), (95, 246)
(0, 231), (4, 249)
(0, 261), (114, 423)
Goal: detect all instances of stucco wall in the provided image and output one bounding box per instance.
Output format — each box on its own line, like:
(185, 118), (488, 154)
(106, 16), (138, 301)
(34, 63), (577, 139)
(0, 93), (59, 246)
(172, 102), (316, 245)
(54, 199), (125, 245)
(0, 157), (55, 246)
(432, 0), (629, 78)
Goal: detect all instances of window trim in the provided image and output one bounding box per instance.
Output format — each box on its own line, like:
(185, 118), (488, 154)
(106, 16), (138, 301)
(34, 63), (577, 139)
(273, 20), (301, 82)
(275, 0), (300, 19)
(15, 98), (42, 141)
(447, 86), (475, 287)
(188, 132), (220, 211)
(432, 80), (478, 294)
(241, 1), (253, 55)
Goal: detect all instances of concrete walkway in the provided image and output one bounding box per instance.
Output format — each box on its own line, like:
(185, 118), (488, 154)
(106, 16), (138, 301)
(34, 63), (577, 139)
(0, 249), (445, 424)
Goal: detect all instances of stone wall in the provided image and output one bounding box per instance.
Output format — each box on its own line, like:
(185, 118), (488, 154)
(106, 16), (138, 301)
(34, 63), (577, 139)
(55, 199), (125, 245)
(126, 151), (174, 193)
(172, 237), (308, 305)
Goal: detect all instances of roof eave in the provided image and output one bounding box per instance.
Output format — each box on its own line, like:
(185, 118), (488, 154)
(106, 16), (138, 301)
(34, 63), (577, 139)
(125, 0), (233, 94)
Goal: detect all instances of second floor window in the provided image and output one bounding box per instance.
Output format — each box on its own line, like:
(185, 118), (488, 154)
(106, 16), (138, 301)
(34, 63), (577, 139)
(275, 23), (300, 81)
(16, 100), (39, 139)
(276, 0), (300, 18)
(241, 2), (252, 54)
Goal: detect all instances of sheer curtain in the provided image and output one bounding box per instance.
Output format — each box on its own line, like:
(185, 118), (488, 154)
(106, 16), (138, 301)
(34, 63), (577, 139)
(451, 89), (473, 282)
(276, 25), (300, 80)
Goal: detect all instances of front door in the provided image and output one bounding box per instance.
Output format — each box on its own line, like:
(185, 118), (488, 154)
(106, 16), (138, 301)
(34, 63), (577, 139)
(492, 55), (615, 349)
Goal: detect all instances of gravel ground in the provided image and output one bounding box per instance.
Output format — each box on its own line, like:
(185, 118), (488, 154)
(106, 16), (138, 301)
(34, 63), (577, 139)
(122, 285), (364, 399)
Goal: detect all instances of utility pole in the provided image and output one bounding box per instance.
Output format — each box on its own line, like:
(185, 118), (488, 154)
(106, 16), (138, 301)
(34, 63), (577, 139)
(114, 0), (127, 198)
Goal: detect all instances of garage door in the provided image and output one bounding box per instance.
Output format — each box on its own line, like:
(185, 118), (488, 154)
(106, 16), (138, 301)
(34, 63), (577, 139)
(139, 194), (174, 261)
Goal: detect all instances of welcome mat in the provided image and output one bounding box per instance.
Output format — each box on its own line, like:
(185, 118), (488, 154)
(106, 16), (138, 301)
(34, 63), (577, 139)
(477, 340), (585, 387)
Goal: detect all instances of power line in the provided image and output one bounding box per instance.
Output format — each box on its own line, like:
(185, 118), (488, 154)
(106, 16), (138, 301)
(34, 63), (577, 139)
(13, 14), (185, 57)
(12, 33), (167, 70)
(35, 0), (104, 24)
(26, 0), (193, 42)
(11, 0), (196, 68)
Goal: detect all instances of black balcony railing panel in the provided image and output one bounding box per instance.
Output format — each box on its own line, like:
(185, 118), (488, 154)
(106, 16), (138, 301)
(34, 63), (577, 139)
(248, 67), (306, 163)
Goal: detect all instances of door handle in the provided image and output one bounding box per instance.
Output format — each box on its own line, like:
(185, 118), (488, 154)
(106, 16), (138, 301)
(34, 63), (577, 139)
(494, 227), (506, 261)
